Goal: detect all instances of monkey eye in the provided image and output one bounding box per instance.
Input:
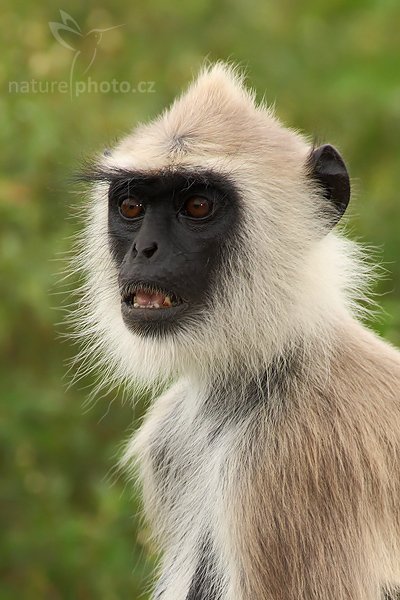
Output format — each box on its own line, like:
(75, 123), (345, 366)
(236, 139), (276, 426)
(119, 197), (145, 220)
(181, 196), (213, 219)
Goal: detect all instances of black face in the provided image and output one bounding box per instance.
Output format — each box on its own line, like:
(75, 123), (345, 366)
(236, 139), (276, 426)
(105, 168), (240, 336)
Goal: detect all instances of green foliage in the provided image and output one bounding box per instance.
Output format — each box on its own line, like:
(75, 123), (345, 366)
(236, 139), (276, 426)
(1, 1), (399, 598)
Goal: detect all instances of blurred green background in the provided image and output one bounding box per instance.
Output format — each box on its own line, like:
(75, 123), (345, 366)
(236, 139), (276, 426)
(1, 1), (399, 598)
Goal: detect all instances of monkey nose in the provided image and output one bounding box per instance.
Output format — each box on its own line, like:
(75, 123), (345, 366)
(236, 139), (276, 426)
(133, 242), (158, 259)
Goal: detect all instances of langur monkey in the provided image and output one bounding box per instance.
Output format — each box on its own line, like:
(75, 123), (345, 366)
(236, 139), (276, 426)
(75, 63), (400, 599)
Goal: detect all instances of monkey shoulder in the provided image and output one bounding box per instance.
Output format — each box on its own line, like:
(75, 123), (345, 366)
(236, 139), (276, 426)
(328, 320), (400, 409)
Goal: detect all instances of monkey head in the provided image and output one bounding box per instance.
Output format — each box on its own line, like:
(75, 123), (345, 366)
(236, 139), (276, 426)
(78, 63), (358, 386)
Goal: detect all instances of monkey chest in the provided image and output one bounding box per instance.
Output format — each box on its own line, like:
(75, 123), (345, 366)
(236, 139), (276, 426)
(148, 408), (229, 526)
(138, 403), (236, 599)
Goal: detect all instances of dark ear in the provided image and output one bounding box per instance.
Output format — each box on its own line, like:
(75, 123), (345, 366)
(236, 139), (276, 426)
(307, 144), (350, 225)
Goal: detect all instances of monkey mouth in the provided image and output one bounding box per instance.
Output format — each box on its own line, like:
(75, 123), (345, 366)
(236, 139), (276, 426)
(120, 282), (188, 334)
(121, 283), (184, 310)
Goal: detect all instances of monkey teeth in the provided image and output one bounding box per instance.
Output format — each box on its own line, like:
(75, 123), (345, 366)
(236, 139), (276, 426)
(121, 284), (182, 310)
(133, 300), (161, 309)
(131, 293), (175, 309)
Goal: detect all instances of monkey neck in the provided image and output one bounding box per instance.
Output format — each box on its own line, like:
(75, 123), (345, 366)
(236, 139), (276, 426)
(184, 314), (344, 409)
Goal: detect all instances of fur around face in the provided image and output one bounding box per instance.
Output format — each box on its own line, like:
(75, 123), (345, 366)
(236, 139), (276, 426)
(74, 63), (400, 599)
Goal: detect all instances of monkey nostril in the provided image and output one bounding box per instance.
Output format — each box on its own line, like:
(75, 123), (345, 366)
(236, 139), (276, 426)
(142, 242), (158, 259)
(131, 244), (138, 259)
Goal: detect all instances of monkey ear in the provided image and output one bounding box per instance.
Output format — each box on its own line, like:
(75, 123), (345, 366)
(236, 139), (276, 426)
(307, 144), (350, 225)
